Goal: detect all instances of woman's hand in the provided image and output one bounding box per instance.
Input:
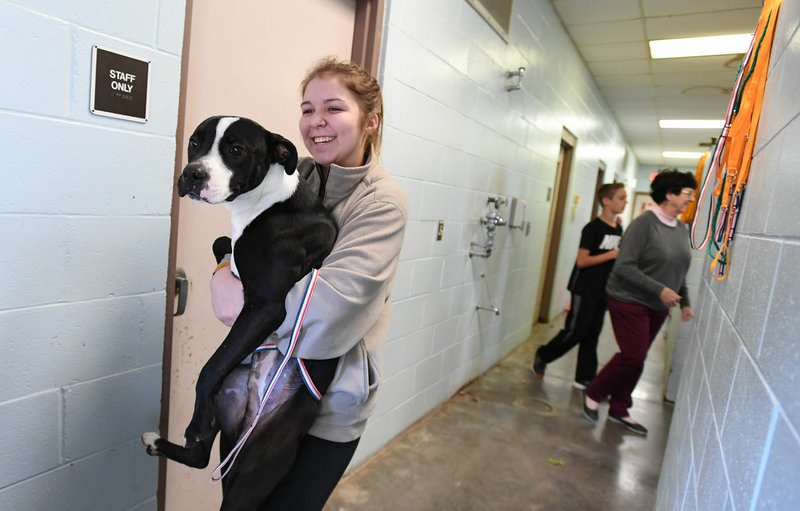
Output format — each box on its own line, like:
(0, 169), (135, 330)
(681, 306), (694, 322)
(210, 266), (244, 326)
(659, 287), (682, 308)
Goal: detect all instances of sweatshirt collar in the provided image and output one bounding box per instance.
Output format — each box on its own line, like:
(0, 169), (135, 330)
(318, 154), (372, 207)
(649, 204), (678, 227)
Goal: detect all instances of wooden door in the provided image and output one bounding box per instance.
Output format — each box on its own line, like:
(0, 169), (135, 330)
(536, 128), (576, 323)
(160, 1), (358, 508)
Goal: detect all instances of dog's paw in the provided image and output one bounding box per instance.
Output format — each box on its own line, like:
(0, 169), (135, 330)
(141, 432), (162, 456)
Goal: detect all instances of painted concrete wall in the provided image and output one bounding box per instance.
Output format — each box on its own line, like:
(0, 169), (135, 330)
(0, 1), (185, 509)
(656, 3), (800, 509)
(354, 0), (637, 464)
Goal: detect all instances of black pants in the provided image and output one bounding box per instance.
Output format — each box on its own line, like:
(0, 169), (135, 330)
(260, 434), (360, 510)
(537, 293), (607, 383)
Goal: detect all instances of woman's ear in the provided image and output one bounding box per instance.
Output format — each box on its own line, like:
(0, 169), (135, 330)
(364, 112), (379, 133)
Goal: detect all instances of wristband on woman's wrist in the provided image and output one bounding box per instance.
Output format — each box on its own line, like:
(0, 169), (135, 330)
(213, 260), (231, 275)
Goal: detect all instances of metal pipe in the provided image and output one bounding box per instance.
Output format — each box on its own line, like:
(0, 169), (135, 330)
(476, 305), (500, 315)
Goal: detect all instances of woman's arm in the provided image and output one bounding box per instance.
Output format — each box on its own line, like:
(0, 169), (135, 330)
(274, 197), (407, 360)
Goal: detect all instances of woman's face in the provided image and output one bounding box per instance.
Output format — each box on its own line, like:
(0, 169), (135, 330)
(665, 187), (696, 213)
(299, 76), (375, 168)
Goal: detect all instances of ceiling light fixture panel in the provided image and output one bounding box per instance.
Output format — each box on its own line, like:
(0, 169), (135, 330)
(649, 33), (753, 59)
(663, 151), (706, 159)
(659, 119), (725, 129)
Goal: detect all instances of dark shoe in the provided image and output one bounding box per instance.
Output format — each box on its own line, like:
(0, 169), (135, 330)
(582, 393), (598, 422)
(532, 349), (546, 378)
(572, 379), (591, 390)
(608, 415), (648, 436)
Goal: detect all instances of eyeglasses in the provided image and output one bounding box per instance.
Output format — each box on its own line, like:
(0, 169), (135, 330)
(680, 189), (695, 197)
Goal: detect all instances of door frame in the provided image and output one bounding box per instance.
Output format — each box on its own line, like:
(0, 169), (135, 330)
(535, 127), (576, 324)
(157, 1), (386, 507)
(590, 161), (606, 221)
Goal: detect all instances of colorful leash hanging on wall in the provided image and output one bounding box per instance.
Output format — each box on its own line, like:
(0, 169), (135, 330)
(689, 0), (782, 280)
(679, 150), (709, 225)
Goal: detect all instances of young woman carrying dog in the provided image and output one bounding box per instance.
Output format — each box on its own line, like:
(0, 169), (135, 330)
(210, 57), (408, 509)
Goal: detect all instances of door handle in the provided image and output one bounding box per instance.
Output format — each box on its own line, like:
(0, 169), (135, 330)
(174, 268), (188, 316)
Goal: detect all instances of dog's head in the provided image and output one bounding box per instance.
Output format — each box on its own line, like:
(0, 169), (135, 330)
(177, 116), (298, 203)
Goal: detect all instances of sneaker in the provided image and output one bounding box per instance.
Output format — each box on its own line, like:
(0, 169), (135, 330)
(608, 414), (648, 436)
(572, 380), (591, 390)
(582, 393), (598, 422)
(531, 349), (546, 378)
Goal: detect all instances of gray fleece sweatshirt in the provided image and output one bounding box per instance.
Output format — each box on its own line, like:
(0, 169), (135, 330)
(270, 156), (408, 442)
(605, 211), (691, 310)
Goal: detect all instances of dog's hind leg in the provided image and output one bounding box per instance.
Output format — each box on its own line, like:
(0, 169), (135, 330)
(141, 425), (218, 468)
(218, 388), (323, 511)
(217, 358), (339, 510)
(142, 365), (249, 469)
(184, 302), (287, 448)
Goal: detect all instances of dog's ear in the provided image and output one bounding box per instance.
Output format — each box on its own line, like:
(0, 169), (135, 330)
(266, 132), (298, 174)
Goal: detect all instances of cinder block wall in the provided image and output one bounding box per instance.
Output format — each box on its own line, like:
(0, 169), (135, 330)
(355, 0), (638, 463)
(656, 4), (800, 509)
(0, 1), (186, 510)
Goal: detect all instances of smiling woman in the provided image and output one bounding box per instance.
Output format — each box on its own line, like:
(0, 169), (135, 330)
(209, 56), (408, 509)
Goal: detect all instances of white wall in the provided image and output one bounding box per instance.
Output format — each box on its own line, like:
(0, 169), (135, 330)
(0, 1), (185, 509)
(354, 0), (637, 464)
(656, 2), (800, 508)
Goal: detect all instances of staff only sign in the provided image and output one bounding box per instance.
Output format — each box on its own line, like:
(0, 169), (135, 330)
(90, 45), (150, 122)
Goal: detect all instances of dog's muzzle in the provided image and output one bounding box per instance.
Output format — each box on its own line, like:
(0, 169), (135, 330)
(177, 162), (210, 199)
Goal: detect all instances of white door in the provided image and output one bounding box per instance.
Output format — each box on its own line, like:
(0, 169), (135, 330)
(165, 1), (356, 508)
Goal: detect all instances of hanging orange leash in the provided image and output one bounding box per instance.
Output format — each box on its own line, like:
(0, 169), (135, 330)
(679, 151), (708, 224)
(692, 0), (781, 280)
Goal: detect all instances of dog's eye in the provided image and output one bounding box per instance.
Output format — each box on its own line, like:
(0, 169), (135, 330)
(188, 138), (199, 150)
(230, 145), (245, 157)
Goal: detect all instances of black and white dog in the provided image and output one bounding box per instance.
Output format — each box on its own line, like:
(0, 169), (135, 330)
(142, 116), (338, 510)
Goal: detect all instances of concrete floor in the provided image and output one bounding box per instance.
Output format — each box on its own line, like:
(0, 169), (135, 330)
(325, 313), (673, 511)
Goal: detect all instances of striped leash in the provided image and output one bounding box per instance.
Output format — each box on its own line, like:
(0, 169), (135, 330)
(211, 268), (320, 482)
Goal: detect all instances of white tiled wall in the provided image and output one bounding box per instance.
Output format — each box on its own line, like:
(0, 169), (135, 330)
(354, 0), (637, 464)
(0, 1), (185, 509)
(656, 3), (800, 509)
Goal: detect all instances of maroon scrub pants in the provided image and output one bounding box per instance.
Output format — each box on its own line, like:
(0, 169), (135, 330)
(585, 297), (669, 418)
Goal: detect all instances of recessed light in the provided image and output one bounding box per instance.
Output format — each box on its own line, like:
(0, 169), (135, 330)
(663, 151), (705, 159)
(659, 119), (725, 129)
(649, 33), (752, 59)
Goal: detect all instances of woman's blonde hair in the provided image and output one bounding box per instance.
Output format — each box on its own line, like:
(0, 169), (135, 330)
(301, 57), (383, 153)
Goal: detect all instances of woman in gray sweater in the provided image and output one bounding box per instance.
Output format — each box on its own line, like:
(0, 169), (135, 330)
(210, 57), (408, 508)
(583, 170), (696, 435)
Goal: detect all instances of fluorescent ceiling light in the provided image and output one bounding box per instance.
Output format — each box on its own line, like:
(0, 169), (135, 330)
(659, 119), (725, 129)
(649, 33), (752, 59)
(663, 151), (705, 159)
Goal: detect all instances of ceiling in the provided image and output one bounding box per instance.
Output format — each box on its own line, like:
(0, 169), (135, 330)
(549, 0), (763, 167)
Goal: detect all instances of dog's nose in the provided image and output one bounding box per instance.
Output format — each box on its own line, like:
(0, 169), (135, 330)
(177, 164), (208, 197)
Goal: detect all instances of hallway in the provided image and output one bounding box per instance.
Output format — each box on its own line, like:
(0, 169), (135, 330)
(326, 314), (673, 510)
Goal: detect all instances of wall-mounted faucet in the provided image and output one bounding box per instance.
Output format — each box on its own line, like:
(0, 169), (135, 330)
(470, 196), (508, 258)
(476, 304), (500, 315)
(482, 209), (507, 227)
